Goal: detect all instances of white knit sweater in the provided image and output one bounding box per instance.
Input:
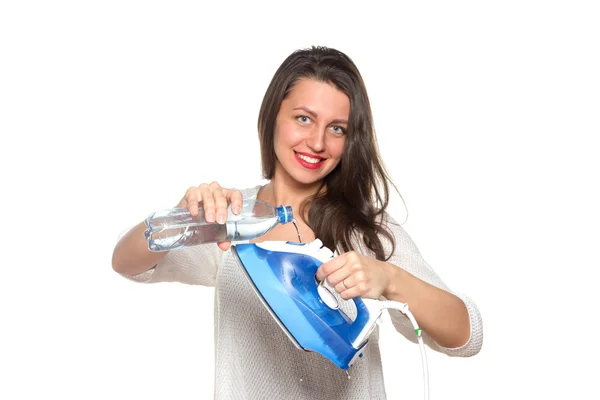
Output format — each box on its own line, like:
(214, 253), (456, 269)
(122, 185), (483, 399)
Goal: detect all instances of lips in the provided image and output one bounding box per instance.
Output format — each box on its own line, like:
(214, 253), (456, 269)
(294, 151), (326, 170)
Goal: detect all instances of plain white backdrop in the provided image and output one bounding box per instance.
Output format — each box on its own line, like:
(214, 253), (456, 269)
(1, 1), (599, 399)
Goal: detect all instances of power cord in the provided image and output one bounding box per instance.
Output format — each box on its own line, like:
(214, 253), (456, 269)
(380, 300), (429, 400)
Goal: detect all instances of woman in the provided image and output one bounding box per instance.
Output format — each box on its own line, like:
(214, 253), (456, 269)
(112, 46), (483, 399)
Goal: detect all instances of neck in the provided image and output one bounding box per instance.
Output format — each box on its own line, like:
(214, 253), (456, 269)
(260, 173), (323, 218)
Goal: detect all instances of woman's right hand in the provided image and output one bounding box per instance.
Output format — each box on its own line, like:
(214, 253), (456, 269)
(177, 182), (243, 251)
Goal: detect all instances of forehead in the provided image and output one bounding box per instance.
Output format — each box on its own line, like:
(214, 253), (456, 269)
(283, 78), (350, 118)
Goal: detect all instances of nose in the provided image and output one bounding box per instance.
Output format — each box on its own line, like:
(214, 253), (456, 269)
(306, 127), (326, 153)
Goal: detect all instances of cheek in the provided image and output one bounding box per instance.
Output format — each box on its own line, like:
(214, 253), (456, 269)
(327, 138), (346, 159)
(274, 121), (302, 148)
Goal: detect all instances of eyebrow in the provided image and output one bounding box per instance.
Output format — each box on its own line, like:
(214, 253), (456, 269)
(293, 106), (348, 125)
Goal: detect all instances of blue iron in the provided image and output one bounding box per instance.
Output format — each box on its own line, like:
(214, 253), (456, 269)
(231, 239), (384, 370)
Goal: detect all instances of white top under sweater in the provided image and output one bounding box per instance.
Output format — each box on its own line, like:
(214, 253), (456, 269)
(122, 185), (483, 399)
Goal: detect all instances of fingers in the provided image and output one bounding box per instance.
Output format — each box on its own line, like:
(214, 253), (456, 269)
(315, 253), (347, 282)
(335, 272), (368, 299)
(336, 279), (364, 300)
(199, 182), (218, 222)
(204, 183), (244, 223)
(217, 241), (231, 251)
(180, 186), (201, 216)
(178, 182), (242, 251)
(180, 182), (243, 223)
(317, 252), (370, 300)
(325, 262), (352, 288)
(229, 190), (244, 215)
(211, 186), (229, 225)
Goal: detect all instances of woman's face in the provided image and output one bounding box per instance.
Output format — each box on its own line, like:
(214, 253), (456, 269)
(273, 78), (349, 186)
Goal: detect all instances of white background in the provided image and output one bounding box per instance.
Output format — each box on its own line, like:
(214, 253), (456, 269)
(1, 1), (599, 399)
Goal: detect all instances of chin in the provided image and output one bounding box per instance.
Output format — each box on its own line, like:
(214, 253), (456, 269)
(287, 169), (327, 186)
(290, 175), (322, 186)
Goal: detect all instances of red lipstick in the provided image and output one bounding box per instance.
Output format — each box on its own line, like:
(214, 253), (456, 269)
(294, 151), (326, 170)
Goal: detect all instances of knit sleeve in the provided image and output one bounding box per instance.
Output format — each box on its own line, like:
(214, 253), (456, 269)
(378, 214), (483, 357)
(120, 243), (222, 286)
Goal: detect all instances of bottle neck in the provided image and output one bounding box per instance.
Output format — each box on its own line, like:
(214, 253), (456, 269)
(276, 205), (294, 224)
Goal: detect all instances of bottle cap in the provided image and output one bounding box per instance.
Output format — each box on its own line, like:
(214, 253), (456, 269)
(276, 205), (294, 224)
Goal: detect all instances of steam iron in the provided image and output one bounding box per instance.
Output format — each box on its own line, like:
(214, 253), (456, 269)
(231, 239), (384, 370)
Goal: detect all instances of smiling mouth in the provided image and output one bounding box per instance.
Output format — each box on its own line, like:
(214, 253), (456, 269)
(294, 151), (325, 164)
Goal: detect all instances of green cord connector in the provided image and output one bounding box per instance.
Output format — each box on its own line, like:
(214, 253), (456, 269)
(415, 328), (422, 337)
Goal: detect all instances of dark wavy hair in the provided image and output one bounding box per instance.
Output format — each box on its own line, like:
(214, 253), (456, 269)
(257, 46), (397, 260)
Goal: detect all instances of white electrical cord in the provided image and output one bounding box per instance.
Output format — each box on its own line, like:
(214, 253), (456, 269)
(380, 300), (429, 400)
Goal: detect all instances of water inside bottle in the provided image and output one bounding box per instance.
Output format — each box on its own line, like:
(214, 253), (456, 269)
(147, 215), (282, 251)
(147, 223), (228, 251)
(230, 217), (280, 240)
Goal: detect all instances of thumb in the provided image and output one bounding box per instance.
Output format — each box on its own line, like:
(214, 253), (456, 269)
(217, 241), (231, 251)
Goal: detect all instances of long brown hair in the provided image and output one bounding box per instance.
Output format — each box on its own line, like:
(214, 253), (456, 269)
(258, 46), (397, 260)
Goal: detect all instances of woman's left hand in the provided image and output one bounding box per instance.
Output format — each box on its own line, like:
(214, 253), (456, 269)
(315, 251), (395, 300)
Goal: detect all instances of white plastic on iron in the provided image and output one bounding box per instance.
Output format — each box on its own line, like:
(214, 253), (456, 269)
(144, 199), (293, 251)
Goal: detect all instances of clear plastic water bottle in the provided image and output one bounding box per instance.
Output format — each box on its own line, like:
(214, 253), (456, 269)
(144, 199), (294, 251)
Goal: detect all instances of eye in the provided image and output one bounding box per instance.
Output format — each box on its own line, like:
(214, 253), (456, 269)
(296, 115), (311, 124)
(330, 125), (346, 135)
